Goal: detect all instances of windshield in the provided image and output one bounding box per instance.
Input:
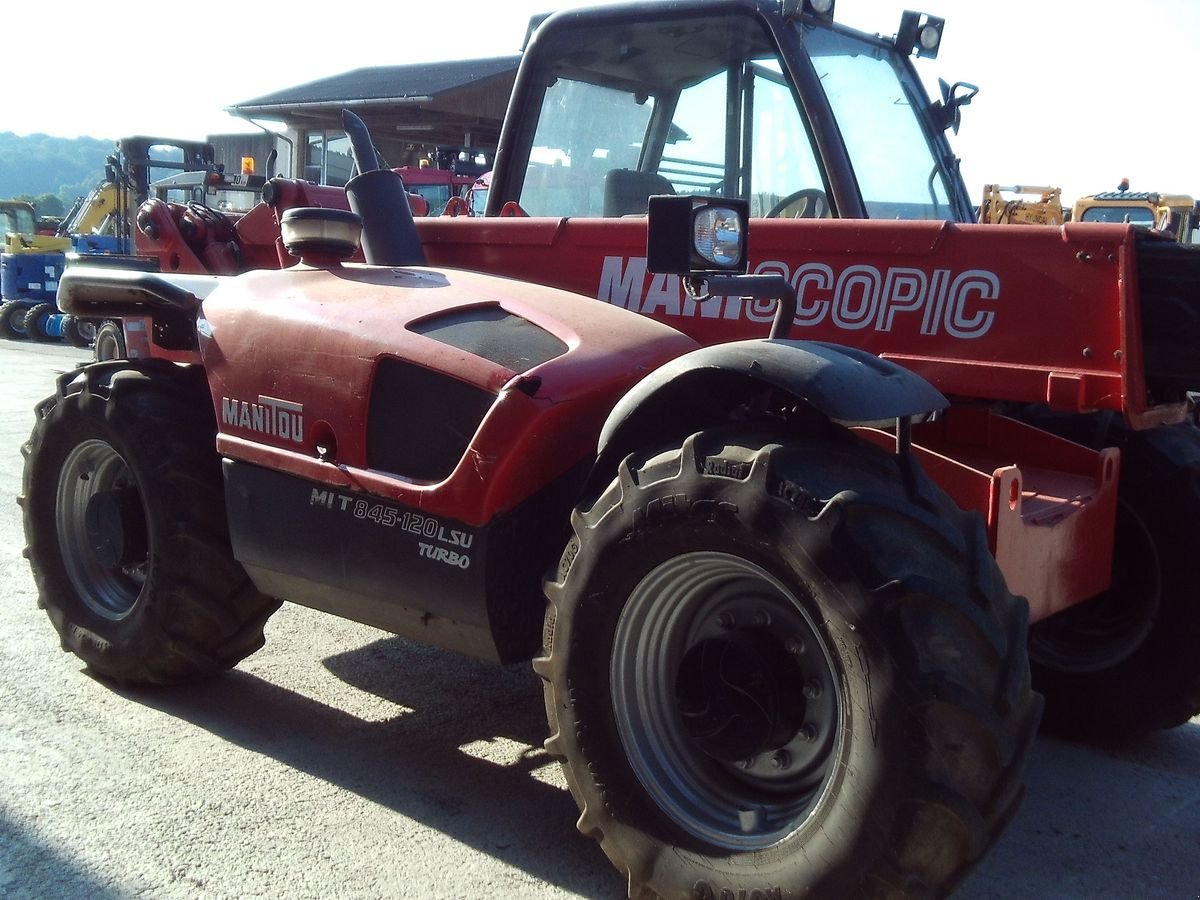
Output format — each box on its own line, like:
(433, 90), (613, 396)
(523, 79), (656, 217)
(515, 10), (826, 219)
(511, 10), (955, 221)
(411, 184), (452, 216)
(469, 184), (489, 217)
(1080, 205), (1156, 226)
(801, 28), (952, 220)
(4, 208), (37, 234)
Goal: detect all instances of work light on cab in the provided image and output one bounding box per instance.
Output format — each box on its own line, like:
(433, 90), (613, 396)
(898, 11), (944, 58)
(646, 195), (749, 276)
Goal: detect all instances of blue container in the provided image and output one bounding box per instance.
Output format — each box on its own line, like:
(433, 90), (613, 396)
(0, 252), (66, 303)
(46, 313), (68, 339)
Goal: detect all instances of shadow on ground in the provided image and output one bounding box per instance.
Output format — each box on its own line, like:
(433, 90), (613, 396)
(112, 635), (622, 898)
(0, 807), (123, 900)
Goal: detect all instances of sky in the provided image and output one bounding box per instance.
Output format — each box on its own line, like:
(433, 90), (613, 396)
(5, 0), (1199, 205)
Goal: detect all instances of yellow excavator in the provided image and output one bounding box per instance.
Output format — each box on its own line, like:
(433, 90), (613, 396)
(978, 184), (1065, 225)
(59, 182), (127, 238)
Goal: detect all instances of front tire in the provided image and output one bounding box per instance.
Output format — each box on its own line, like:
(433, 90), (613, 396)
(22, 360), (280, 685)
(540, 427), (1039, 899)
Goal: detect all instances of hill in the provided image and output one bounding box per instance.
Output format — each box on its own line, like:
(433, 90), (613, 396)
(0, 132), (114, 212)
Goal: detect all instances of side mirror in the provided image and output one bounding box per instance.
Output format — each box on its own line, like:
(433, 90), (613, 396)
(933, 79), (979, 134)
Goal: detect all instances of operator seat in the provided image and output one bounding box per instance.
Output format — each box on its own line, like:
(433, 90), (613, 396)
(603, 169), (676, 217)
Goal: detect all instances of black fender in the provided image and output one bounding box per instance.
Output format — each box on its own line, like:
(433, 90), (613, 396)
(592, 338), (947, 483)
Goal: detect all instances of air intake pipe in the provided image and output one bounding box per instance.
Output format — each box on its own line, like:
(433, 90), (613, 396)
(341, 108), (426, 266)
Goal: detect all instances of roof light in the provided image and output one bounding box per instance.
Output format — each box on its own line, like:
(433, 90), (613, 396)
(241, 157), (255, 175)
(785, 0), (835, 22)
(898, 11), (944, 59)
(918, 23), (941, 51)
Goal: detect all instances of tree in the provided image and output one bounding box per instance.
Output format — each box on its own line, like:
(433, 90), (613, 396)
(33, 193), (64, 217)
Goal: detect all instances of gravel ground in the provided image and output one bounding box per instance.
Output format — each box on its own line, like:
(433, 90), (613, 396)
(0, 340), (1197, 899)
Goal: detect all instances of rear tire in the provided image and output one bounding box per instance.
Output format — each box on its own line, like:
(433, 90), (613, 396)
(24, 302), (57, 342)
(1014, 411), (1200, 738)
(539, 426), (1039, 899)
(21, 360), (281, 685)
(0, 301), (30, 339)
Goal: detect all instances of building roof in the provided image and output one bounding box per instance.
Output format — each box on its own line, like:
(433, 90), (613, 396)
(232, 56), (520, 111)
(227, 57), (520, 150)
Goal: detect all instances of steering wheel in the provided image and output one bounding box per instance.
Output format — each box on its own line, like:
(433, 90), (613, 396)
(766, 189), (830, 219)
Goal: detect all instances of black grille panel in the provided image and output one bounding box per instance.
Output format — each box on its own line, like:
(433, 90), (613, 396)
(367, 358), (495, 482)
(410, 305), (567, 372)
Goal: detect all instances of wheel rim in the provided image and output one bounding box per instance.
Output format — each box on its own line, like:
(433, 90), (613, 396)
(611, 551), (842, 850)
(1029, 499), (1159, 673)
(8, 306), (29, 335)
(56, 439), (149, 619)
(94, 324), (123, 361)
(70, 319), (98, 345)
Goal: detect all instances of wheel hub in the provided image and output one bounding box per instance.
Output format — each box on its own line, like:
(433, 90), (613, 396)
(56, 439), (147, 619)
(85, 487), (148, 569)
(675, 630), (806, 763)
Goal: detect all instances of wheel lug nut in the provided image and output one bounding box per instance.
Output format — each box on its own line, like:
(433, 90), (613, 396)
(803, 679), (823, 699)
(740, 756), (757, 770)
(718, 613), (736, 629)
(771, 750), (791, 770)
(752, 610), (770, 626)
(785, 637), (805, 655)
(799, 723), (818, 743)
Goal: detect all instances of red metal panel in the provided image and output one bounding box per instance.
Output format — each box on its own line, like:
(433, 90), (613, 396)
(418, 216), (1176, 425)
(858, 408), (1119, 621)
(199, 262), (697, 526)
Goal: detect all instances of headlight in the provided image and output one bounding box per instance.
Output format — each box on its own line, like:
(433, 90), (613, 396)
(647, 196), (750, 275)
(692, 206), (745, 268)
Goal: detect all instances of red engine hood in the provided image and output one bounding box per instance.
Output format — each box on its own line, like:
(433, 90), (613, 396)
(199, 261), (697, 524)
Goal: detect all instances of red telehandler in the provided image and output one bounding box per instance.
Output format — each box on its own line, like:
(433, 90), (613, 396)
(27, 1), (1200, 897)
